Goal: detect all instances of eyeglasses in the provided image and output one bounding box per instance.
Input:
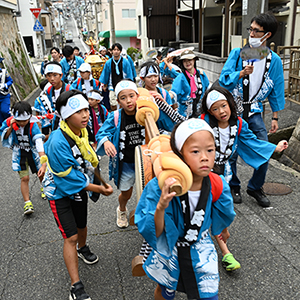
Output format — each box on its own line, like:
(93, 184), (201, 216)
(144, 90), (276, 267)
(247, 27), (266, 34)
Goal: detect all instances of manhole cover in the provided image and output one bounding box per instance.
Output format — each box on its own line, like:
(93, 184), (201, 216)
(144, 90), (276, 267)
(263, 182), (292, 195)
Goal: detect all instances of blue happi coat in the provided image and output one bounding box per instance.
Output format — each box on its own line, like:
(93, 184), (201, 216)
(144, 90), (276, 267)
(95, 108), (175, 187)
(0, 119), (43, 171)
(159, 61), (180, 79)
(70, 77), (101, 92)
(157, 86), (174, 106)
(33, 92), (53, 129)
(219, 48), (285, 113)
(171, 70), (210, 118)
(42, 129), (94, 200)
(135, 176), (235, 299)
(99, 57), (133, 90)
(60, 56), (85, 83)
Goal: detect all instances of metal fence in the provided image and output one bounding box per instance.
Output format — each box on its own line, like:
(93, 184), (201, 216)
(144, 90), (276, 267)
(276, 45), (300, 102)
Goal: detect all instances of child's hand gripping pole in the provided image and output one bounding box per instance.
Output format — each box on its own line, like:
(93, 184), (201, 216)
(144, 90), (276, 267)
(148, 135), (193, 197)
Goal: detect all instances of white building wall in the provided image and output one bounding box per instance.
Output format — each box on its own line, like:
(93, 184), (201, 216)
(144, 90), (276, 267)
(17, 0), (44, 58)
(99, 0), (137, 47)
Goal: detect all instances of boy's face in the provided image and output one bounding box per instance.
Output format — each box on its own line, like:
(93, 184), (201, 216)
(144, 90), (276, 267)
(144, 75), (159, 91)
(88, 97), (100, 108)
(112, 47), (121, 59)
(80, 71), (90, 80)
(74, 49), (80, 56)
(66, 54), (74, 61)
(66, 108), (89, 135)
(117, 89), (138, 115)
(181, 130), (215, 179)
(46, 72), (63, 89)
(15, 118), (30, 128)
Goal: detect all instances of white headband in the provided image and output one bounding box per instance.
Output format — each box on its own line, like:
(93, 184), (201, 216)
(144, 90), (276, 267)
(44, 63), (62, 75)
(139, 65), (159, 78)
(88, 91), (102, 101)
(206, 90), (227, 110)
(115, 81), (138, 98)
(13, 111), (31, 121)
(60, 94), (89, 120)
(175, 118), (214, 151)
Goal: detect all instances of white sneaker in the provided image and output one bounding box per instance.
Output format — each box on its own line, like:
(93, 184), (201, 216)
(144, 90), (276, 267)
(116, 206), (128, 228)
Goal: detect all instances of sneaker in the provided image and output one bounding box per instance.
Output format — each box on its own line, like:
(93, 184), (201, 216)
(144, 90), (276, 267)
(24, 201), (34, 215)
(69, 280), (91, 300)
(77, 245), (99, 265)
(247, 188), (270, 207)
(40, 187), (46, 200)
(222, 253), (241, 271)
(116, 206), (128, 228)
(230, 186), (242, 204)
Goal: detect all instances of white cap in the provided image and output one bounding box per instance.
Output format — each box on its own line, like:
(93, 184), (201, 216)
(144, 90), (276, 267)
(175, 118), (214, 151)
(78, 63), (91, 73)
(206, 90), (227, 110)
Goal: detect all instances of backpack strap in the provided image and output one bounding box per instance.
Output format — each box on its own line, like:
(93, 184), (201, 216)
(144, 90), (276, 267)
(65, 84), (71, 91)
(47, 85), (52, 95)
(6, 116), (34, 137)
(29, 122), (34, 137)
(237, 116), (242, 136)
(114, 110), (119, 127)
(208, 172), (223, 203)
(161, 87), (167, 100)
(76, 78), (81, 87)
(200, 113), (205, 120)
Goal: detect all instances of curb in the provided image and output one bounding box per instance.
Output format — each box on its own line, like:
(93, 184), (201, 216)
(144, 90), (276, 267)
(269, 158), (300, 178)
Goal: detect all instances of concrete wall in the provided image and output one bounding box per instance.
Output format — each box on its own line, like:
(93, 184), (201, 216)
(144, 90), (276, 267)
(196, 52), (226, 85)
(0, 10), (37, 101)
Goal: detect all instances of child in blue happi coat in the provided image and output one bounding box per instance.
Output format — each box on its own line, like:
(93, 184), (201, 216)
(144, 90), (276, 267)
(0, 101), (46, 215)
(33, 79), (53, 141)
(139, 60), (175, 107)
(199, 85), (288, 271)
(87, 89), (108, 149)
(70, 63), (101, 95)
(96, 79), (175, 229)
(135, 118), (236, 300)
(42, 90), (113, 300)
(170, 49), (209, 118)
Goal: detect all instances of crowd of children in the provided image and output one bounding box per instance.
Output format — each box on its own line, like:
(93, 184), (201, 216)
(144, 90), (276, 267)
(0, 13), (290, 299)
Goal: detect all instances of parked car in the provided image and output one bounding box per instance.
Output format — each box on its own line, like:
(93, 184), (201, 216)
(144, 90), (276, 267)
(65, 31), (73, 43)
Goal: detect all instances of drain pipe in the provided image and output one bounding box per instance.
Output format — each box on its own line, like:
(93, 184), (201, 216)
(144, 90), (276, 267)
(261, 0), (265, 13)
(228, 0), (236, 52)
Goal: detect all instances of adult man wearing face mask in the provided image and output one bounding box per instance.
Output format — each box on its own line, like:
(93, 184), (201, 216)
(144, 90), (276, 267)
(218, 13), (285, 208)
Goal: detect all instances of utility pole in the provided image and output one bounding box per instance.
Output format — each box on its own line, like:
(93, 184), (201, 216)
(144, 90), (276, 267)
(198, 0), (203, 52)
(108, 0), (116, 44)
(94, 0), (99, 39)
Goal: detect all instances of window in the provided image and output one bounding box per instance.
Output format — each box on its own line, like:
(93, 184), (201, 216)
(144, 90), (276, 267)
(138, 15), (141, 36)
(105, 10), (108, 19)
(122, 9), (136, 18)
(41, 17), (47, 26)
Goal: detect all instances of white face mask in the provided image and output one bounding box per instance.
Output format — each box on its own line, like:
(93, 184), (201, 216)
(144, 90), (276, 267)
(249, 32), (269, 48)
